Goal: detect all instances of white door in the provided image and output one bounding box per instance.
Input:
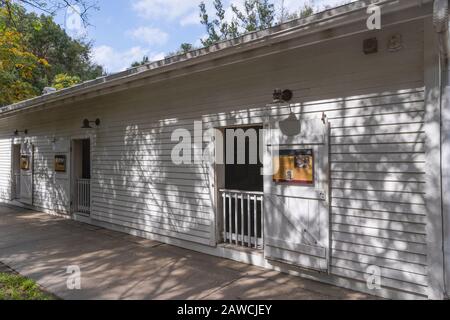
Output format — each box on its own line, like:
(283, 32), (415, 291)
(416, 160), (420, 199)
(19, 142), (34, 205)
(264, 118), (330, 272)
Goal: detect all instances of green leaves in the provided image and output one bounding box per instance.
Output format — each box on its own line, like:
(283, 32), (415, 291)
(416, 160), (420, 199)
(0, 2), (103, 106)
(199, 0), (316, 47)
(200, 0), (275, 47)
(51, 73), (81, 90)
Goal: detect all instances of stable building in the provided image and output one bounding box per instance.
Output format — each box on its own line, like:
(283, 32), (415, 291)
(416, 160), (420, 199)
(1, 0), (450, 300)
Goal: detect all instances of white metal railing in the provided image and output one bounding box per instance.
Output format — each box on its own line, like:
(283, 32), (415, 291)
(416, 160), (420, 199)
(220, 189), (264, 249)
(13, 173), (20, 199)
(76, 179), (91, 215)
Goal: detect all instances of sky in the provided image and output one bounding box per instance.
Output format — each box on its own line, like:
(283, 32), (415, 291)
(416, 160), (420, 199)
(50, 0), (352, 73)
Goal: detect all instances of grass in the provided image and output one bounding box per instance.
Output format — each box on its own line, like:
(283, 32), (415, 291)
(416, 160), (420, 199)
(0, 272), (56, 300)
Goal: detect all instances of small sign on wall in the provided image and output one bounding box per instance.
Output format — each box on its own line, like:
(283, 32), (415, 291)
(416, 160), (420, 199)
(54, 155), (67, 173)
(273, 149), (314, 185)
(20, 155), (30, 171)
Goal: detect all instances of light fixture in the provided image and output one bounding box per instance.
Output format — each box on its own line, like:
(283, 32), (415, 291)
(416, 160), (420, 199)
(14, 129), (28, 136)
(273, 89), (293, 103)
(81, 118), (101, 129)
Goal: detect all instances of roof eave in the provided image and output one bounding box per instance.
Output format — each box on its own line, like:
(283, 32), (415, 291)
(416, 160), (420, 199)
(0, 0), (431, 118)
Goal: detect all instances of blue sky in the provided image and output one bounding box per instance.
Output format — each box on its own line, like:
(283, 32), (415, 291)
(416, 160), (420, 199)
(51, 0), (351, 73)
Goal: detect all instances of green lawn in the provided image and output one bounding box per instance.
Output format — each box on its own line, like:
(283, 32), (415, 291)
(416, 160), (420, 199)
(0, 272), (56, 300)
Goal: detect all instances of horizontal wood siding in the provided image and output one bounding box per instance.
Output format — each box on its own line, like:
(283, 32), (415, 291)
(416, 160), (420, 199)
(0, 139), (11, 200)
(0, 19), (427, 297)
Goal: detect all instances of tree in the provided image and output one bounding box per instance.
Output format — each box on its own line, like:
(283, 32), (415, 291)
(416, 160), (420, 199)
(131, 55), (149, 68)
(180, 43), (194, 53)
(199, 0), (239, 47)
(199, 0), (317, 47)
(232, 0), (275, 33)
(281, 3), (314, 21)
(0, 7), (47, 105)
(162, 43), (201, 61)
(0, 2), (103, 106)
(0, 0), (98, 26)
(199, 0), (275, 46)
(51, 73), (81, 90)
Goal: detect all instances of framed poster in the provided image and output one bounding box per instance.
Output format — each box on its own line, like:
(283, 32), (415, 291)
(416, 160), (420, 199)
(273, 149), (314, 185)
(20, 155), (30, 171)
(54, 155), (67, 173)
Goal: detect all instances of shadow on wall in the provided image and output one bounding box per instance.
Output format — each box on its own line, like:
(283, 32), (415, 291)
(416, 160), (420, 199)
(88, 80), (429, 297)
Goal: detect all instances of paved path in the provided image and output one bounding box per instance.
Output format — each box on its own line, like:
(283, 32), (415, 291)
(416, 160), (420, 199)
(0, 205), (374, 300)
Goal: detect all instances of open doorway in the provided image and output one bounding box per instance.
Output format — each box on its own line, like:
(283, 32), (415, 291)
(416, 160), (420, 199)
(11, 144), (21, 200)
(72, 139), (91, 215)
(218, 125), (264, 249)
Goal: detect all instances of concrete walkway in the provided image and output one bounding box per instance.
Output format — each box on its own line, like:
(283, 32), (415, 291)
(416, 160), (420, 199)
(0, 205), (374, 300)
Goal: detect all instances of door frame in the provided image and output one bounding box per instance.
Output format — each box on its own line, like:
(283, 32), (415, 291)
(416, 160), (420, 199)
(213, 123), (265, 246)
(10, 142), (22, 201)
(16, 140), (34, 206)
(70, 134), (94, 215)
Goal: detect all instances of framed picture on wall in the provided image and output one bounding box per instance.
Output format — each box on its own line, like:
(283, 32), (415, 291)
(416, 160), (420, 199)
(54, 155), (67, 173)
(20, 155), (30, 171)
(273, 149), (315, 185)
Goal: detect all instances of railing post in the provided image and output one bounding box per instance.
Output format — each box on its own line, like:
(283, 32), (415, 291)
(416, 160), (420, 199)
(228, 193), (232, 244)
(254, 194), (257, 248)
(75, 179), (91, 215)
(247, 194), (251, 247)
(241, 193), (244, 246)
(222, 192), (226, 243)
(260, 195), (264, 249)
(219, 189), (263, 250)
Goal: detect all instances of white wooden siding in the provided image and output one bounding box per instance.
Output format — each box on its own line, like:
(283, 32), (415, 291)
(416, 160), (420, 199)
(0, 139), (11, 200)
(0, 19), (428, 298)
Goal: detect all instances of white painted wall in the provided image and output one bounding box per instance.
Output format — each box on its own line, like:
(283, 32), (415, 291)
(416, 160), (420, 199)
(0, 18), (431, 298)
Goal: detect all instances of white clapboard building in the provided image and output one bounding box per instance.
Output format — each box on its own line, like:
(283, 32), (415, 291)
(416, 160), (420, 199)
(1, 0), (450, 300)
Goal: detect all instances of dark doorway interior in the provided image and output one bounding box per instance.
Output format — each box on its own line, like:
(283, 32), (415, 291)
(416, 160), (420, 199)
(81, 139), (91, 179)
(224, 126), (263, 192)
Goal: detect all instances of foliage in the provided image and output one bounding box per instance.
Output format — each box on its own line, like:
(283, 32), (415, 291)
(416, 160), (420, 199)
(13, 5), (103, 83)
(231, 0), (275, 33)
(0, 272), (56, 300)
(0, 7), (45, 105)
(0, 2), (103, 106)
(200, 0), (239, 47)
(281, 3), (314, 21)
(131, 55), (149, 68)
(199, 0), (313, 47)
(0, 0), (98, 26)
(51, 73), (81, 90)
(164, 43), (199, 59)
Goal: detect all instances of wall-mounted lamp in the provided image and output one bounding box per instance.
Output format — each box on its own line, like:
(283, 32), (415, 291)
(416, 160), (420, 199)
(81, 118), (101, 129)
(14, 129), (28, 136)
(273, 89), (293, 103)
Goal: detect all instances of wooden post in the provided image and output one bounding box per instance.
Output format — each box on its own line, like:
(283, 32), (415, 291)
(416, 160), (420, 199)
(424, 18), (446, 300)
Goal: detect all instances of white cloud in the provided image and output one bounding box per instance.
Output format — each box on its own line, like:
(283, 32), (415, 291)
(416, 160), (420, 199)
(128, 27), (169, 46)
(92, 45), (165, 73)
(131, 0), (351, 29)
(180, 12), (201, 26)
(276, 0), (355, 13)
(132, 0), (202, 20)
